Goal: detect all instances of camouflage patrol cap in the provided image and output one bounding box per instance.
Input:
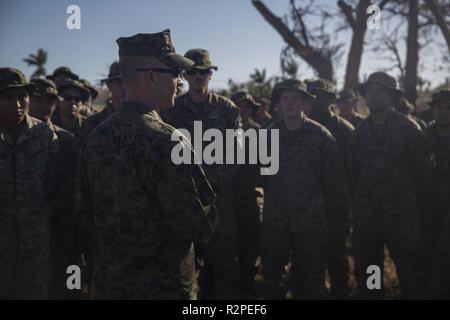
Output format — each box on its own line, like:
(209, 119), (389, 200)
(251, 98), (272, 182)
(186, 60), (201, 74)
(272, 79), (315, 99)
(307, 78), (337, 100)
(430, 89), (450, 107)
(336, 89), (358, 104)
(57, 79), (90, 101)
(358, 72), (403, 101)
(0, 68), (35, 93)
(30, 78), (60, 100)
(231, 90), (260, 109)
(47, 66), (79, 81)
(184, 49), (218, 71)
(80, 79), (98, 99)
(116, 29), (194, 76)
(101, 61), (121, 83)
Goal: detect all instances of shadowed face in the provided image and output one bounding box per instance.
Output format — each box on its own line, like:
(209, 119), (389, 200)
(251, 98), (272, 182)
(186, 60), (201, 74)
(277, 90), (310, 120)
(106, 79), (126, 106)
(237, 100), (254, 120)
(29, 94), (58, 122)
(365, 83), (395, 111)
(0, 87), (29, 128)
(184, 68), (212, 91)
(59, 87), (83, 118)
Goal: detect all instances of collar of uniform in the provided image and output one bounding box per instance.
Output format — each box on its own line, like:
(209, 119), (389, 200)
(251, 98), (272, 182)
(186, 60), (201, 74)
(119, 100), (162, 121)
(367, 108), (395, 126)
(184, 92), (213, 113)
(120, 100), (153, 113)
(0, 114), (35, 145)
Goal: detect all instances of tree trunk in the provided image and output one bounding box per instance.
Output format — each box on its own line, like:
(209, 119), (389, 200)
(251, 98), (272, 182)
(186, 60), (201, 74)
(404, 0), (419, 104)
(342, 0), (371, 89)
(252, 0), (334, 80)
(425, 0), (450, 52)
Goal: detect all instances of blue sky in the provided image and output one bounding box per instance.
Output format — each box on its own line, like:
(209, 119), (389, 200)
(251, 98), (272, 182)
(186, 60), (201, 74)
(1, 0), (448, 90)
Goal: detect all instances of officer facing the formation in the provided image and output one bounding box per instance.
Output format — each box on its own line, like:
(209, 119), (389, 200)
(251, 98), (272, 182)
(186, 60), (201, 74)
(349, 71), (434, 299)
(52, 79), (89, 134)
(231, 91), (261, 299)
(261, 79), (348, 299)
(47, 66), (79, 87)
(307, 79), (353, 299)
(76, 29), (216, 299)
(28, 78), (79, 299)
(163, 48), (241, 299)
(335, 89), (365, 128)
(425, 89), (450, 298)
(77, 61), (125, 148)
(0, 68), (60, 299)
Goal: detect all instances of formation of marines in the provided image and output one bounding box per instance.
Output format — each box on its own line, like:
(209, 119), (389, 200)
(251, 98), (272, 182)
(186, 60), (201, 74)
(1, 28), (449, 300)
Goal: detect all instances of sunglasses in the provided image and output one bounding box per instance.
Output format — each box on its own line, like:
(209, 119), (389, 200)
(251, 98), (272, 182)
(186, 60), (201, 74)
(184, 69), (211, 76)
(136, 68), (182, 79)
(62, 94), (83, 103)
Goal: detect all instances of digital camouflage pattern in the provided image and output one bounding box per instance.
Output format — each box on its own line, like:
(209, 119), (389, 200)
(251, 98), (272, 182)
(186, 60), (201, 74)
(348, 110), (434, 299)
(76, 102), (115, 149)
(163, 91), (241, 299)
(76, 101), (216, 299)
(0, 114), (59, 299)
(261, 116), (348, 299)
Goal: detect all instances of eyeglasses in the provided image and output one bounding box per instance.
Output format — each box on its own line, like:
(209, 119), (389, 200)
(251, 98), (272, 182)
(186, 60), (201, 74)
(136, 68), (182, 79)
(62, 94), (83, 103)
(184, 69), (211, 76)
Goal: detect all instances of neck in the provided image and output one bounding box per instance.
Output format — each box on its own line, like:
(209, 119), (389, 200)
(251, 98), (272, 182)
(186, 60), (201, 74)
(189, 88), (209, 103)
(370, 108), (390, 124)
(283, 114), (303, 131)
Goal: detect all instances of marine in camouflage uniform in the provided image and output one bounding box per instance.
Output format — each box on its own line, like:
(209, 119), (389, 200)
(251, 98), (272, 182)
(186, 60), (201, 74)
(350, 72), (434, 299)
(28, 78), (79, 299)
(163, 49), (241, 299)
(335, 89), (365, 128)
(426, 89), (450, 298)
(307, 79), (353, 299)
(261, 79), (348, 299)
(77, 62), (125, 149)
(231, 91), (261, 299)
(52, 79), (88, 135)
(0, 68), (60, 299)
(76, 30), (216, 299)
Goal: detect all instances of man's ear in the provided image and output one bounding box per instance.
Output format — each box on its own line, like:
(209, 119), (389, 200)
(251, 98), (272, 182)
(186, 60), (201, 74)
(144, 70), (156, 88)
(208, 71), (213, 81)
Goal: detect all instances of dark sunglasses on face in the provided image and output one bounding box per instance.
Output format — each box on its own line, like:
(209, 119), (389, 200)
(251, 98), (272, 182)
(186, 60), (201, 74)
(136, 68), (182, 79)
(62, 94), (83, 103)
(184, 69), (211, 76)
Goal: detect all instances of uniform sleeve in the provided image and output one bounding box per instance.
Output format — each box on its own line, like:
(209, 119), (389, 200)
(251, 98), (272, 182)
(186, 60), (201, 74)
(142, 141), (216, 242)
(408, 127), (434, 214)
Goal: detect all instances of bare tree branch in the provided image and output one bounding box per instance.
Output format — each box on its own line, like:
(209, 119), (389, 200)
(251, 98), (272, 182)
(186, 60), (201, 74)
(337, 0), (356, 31)
(425, 0), (450, 51)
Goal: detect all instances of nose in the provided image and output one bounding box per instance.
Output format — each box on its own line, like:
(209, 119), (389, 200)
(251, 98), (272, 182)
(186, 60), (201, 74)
(177, 77), (184, 87)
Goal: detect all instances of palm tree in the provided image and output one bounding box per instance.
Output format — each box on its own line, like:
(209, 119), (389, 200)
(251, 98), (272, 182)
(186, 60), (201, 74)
(23, 49), (47, 79)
